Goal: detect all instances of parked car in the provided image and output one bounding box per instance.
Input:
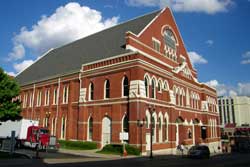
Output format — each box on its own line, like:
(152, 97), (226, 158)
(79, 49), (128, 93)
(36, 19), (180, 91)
(188, 145), (210, 159)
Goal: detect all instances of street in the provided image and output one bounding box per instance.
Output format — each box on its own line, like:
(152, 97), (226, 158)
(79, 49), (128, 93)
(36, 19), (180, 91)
(1, 151), (250, 167)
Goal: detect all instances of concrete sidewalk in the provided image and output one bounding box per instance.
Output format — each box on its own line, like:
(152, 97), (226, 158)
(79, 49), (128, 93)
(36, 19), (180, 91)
(58, 148), (135, 158)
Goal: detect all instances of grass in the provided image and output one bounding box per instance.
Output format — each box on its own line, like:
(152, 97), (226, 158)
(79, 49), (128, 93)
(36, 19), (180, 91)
(97, 144), (141, 156)
(58, 140), (97, 150)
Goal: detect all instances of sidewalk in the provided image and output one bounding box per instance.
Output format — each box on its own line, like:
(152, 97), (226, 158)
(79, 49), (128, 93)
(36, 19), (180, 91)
(58, 148), (135, 159)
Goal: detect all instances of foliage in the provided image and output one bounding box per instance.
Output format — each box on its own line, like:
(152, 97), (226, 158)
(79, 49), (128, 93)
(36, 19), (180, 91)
(0, 68), (21, 121)
(58, 140), (97, 150)
(98, 144), (140, 155)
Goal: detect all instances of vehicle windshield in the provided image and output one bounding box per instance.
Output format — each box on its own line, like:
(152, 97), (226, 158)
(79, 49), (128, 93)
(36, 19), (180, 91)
(39, 129), (49, 134)
(190, 146), (208, 151)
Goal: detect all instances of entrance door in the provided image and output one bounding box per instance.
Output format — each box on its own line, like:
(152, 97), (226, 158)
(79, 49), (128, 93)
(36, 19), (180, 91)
(146, 133), (150, 151)
(102, 117), (111, 147)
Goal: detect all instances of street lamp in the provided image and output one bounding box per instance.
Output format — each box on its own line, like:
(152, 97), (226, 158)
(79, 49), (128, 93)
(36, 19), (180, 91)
(148, 105), (155, 159)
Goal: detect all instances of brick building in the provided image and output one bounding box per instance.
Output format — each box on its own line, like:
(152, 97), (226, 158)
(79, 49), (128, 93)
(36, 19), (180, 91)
(16, 7), (220, 154)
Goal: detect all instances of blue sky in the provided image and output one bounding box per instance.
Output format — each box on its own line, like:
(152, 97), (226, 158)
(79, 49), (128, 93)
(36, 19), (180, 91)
(0, 0), (250, 96)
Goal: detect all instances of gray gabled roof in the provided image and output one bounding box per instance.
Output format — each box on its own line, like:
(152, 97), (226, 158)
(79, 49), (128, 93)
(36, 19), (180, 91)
(15, 10), (160, 86)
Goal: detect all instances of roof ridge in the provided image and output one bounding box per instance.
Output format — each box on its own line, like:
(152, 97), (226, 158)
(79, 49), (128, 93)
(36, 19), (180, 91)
(53, 9), (161, 51)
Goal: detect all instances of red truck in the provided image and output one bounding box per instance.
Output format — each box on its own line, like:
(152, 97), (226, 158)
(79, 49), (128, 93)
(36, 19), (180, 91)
(0, 119), (57, 150)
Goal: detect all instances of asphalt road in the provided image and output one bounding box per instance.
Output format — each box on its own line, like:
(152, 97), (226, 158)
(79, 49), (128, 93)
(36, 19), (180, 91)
(48, 153), (250, 167)
(0, 150), (250, 167)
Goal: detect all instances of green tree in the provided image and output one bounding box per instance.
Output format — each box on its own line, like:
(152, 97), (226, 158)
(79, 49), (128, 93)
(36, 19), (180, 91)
(0, 68), (22, 121)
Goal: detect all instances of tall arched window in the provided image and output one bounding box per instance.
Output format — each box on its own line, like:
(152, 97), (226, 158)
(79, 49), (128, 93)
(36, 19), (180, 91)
(61, 117), (66, 139)
(165, 117), (168, 141)
(123, 115), (129, 143)
(151, 79), (156, 99)
(123, 115), (129, 133)
(88, 117), (93, 141)
(145, 77), (149, 97)
(158, 80), (162, 92)
(123, 76), (129, 97)
(104, 80), (110, 99)
(145, 116), (149, 129)
(89, 82), (94, 100)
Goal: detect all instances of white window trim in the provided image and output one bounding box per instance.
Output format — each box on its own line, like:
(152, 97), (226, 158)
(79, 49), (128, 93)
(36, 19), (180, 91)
(104, 80), (110, 99)
(144, 76), (150, 98)
(87, 116), (93, 141)
(152, 37), (161, 52)
(89, 83), (93, 101)
(29, 92), (33, 108)
(53, 88), (58, 105)
(121, 76), (129, 98)
(44, 89), (50, 106)
(63, 86), (69, 104)
(151, 79), (156, 99)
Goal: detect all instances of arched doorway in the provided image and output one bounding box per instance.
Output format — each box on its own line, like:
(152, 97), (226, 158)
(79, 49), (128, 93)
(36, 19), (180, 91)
(192, 118), (199, 145)
(87, 117), (93, 141)
(102, 117), (111, 147)
(175, 116), (184, 146)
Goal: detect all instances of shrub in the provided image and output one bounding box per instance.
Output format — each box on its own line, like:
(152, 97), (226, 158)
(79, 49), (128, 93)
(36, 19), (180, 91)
(58, 140), (97, 150)
(99, 144), (140, 155)
(125, 144), (141, 155)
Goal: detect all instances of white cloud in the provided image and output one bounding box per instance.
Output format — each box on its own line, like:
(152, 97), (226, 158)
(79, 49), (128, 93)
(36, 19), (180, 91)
(171, 0), (233, 14)
(242, 51), (250, 58)
(4, 71), (16, 77)
(241, 59), (250, 64)
(125, 0), (168, 7)
(205, 40), (214, 46)
(205, 79), (219, 88)
(13, 60), (34, 73)
(241, 51), (250, 64)
(205, 80), (228, 96)
(205, 80), (250, 97)
(126, 0), (233, 14)
(7, 44), (25, 61)
(238, 83), (250, 96)
(229, 90), (237, 97)
(188, 51), (208, 65)
(9, 2), (119, 60)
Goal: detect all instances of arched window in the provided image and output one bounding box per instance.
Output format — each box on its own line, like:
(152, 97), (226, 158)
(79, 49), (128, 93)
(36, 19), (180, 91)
(164, 29), (176, 50)
(158, 116), (163, 143)
(145, 116), (149, 129)
(180, 94), (183, 106)
(104, 80), (110, 99)
(151, 79), (156, 99)
(188, 129), (192, 139)
(123, 115), (129, 133)
(61, 117), (66, 139)
(123, 76), (129, 97)
(123, 115), (129, 143)
(165, 118), (168, 141)
(89, 82), (94, 100)
(159, 118), (162, 129)
(158, 81), (162, 92)
(145, 77), (149, 97)
(88, 117), (93, 141)
(163, 80), (169, 91)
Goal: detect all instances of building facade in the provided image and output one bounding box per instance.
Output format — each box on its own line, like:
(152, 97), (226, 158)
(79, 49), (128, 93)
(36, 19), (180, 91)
(218, 96), (250, 127)
(16, 8), (220, 154)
